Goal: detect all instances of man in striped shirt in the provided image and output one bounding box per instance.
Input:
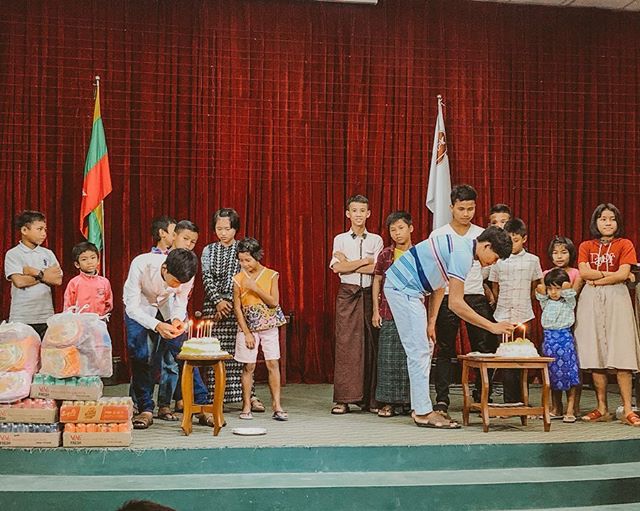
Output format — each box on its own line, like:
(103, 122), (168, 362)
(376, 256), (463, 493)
(384, 226), (514, 429)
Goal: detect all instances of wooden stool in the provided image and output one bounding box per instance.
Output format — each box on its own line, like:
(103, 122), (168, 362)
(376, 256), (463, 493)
(458, 354), (554, 433)
(177, 353), (233, 436)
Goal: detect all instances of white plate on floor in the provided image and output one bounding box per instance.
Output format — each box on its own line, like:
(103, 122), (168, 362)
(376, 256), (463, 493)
(232, 427), (267, 436)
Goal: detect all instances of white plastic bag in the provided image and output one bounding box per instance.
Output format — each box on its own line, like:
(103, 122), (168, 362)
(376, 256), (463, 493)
(41, 311), (112, 378)
(0, 322), (41, 375)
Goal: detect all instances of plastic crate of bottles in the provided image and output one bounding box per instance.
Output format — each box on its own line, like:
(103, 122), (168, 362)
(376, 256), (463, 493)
(0, 422), (61, 447)
(0, 398), (58, 423)
(30, 374), (103, 400)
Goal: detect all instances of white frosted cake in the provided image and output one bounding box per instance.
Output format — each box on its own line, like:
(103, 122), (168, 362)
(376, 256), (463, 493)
(180, 337), (228, 357)
(495, 338), (539, 358)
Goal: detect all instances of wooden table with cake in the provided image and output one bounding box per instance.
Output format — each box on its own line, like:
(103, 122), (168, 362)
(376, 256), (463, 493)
(177, 335), (233, 437)
(458, 331), (554, 433)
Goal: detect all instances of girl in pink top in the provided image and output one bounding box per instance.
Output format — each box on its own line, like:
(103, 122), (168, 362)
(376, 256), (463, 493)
(543, 236), (583, 418)
(544, 236), (583, 292)
(63, 242), (113, 316)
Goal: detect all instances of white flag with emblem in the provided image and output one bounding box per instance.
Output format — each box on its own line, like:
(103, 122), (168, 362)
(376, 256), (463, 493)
(426, 95), (452, 230)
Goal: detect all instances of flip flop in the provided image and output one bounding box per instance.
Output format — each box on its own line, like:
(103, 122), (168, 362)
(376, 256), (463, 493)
(272, 410), (288, 421)
(331, 403), (350, 415)
(582, 409), (612, 422)
(563, 415), (577, 423)
(157, 407), (179, 421)
(414, 418), (461, 429)
(377, 405), (396, 418)
(239, 411), (253, 420)
(251, 398), (266, 413)
(622, 412), (640, 427)
(132, 412), (154, 430)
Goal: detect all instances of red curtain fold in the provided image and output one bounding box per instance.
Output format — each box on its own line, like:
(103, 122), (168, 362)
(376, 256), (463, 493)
(1, 0), (639, 382)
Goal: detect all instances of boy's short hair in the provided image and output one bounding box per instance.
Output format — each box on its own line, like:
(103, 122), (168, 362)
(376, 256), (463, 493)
(450, 184), (477, 204)
(346, 195), (369, 209)
(504, 218), (527, 237)
(236, 237), (264, 261)
(477, 226), (513, 260)
(489, 204), (512, 216)
(544, 267), (570, 288)
(547, 236), (577, 267)
(589, 203), (624, 238)
(16, 210), (46, 230)
(71, 241), (99, 262)
(165, 248), (198, 283)
(385, 211), (412, 228)
(212, 208), (240, 231)
(151, 215), (177, 243)
(174, 220), (199, 234)
(117, 500), (176, 511)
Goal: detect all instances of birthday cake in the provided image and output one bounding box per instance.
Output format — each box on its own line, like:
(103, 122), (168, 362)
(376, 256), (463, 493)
(180, 337), (228, 357)
(495, 338), (539, 358)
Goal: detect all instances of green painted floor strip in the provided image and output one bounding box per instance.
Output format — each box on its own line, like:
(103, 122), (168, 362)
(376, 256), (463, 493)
(2, 461), (639, 492)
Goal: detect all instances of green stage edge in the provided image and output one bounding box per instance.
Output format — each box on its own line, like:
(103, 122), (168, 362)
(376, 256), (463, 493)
(1, 440), (639, 510)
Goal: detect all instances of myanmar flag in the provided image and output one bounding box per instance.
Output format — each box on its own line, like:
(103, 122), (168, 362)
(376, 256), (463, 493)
(79, 81), (112, 251)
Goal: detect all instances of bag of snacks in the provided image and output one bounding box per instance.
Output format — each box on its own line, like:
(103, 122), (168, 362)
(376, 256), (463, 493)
(41, 311), (112, 378)
(0, 322), (41, 375)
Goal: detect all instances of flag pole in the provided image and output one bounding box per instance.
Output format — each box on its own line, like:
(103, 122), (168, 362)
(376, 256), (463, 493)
(94, 75), (107, 277)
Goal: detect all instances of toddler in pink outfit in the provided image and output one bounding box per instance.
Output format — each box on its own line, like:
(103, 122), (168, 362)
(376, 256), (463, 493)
(63, 242), (113, 316)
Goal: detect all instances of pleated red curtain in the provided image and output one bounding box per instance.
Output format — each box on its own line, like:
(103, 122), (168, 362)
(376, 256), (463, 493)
(1, 0), (639, 382)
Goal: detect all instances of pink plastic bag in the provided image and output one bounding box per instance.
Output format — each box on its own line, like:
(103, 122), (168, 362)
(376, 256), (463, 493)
(0, 322), (41, 375)
(41, 311), (112, 378)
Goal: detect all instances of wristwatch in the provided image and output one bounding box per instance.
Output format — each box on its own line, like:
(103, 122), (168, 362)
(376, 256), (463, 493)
(35, 270), (44, 282)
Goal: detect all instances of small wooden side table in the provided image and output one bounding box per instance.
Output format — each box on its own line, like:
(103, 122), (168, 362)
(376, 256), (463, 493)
(457, 355), (554, 433)
(177, 353), (233, 436)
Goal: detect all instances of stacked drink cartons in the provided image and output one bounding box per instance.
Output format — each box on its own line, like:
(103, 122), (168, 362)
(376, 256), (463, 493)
(30, 374), (104, 400)
(0, 398), (61, 447)
(60, 397), (133, 447)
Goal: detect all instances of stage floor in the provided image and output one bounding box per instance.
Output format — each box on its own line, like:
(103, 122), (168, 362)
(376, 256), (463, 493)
(103, 383), (640, 449)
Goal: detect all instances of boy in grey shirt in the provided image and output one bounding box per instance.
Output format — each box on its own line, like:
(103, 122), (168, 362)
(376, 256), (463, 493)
(4, 211), (62, 338)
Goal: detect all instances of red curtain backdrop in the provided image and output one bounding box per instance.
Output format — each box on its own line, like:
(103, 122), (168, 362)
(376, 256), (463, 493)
(1, 0), (639, 382)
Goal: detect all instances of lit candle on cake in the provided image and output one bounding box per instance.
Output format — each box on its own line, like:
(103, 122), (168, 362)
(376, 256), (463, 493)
(196, 322), (202, 339)
(188, 319), (193, 340)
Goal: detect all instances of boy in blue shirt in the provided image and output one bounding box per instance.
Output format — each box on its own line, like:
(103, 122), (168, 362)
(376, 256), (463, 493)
(384, 226), (514, 429)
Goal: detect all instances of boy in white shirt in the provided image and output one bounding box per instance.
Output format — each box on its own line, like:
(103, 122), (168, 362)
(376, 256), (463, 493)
(489, 218), (543, 403)
(4, 211), (63, 338)
(123, 248), (198, 429)
(429, 185), (498, 418)
(330, 195), (384, 414)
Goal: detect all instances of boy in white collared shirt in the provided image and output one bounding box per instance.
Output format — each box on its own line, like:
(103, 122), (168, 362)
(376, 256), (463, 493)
(4, 210), (63, 339)
(489, 218), (543, 403)
(123, 248), (198, 429)
(330, 195), (383, 414)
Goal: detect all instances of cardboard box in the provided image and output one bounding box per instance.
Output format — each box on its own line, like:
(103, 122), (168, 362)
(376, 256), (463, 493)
(0, 407), (58, 424)
(30, 382), (103, 401)
(63, 431), (132, 447)
(0, 432), (61, 448)
(60, 401), (132, 423)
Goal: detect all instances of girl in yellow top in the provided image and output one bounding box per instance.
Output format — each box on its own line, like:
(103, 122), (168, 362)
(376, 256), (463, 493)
(233, 237), (288, 421)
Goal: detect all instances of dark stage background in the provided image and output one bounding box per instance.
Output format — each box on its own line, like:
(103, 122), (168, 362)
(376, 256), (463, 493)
(1, 0), (639, 383)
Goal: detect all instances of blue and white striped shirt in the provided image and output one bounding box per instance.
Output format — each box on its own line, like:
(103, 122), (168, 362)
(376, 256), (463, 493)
(385, 235), (475, 296)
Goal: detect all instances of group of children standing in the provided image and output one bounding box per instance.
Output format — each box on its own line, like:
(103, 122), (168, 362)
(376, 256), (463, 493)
(3, 210), (288, 430)
(330, 188), (640, 428)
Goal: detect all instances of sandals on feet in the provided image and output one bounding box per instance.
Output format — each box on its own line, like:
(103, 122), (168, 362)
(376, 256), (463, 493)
(272, 410), (289, 421)
(622, 412), (640, 427)
(239, 411), (253, 420)
(157, 407), (179, 422)
(377, 405), (396, 418)
(582, 409), (612, 422)
(250, 398), (266, 413)
(563, 415), (577, 423)
(132, 412), (154, 430)
(331, 403), (350, 415)
(413, 412), (461, 429)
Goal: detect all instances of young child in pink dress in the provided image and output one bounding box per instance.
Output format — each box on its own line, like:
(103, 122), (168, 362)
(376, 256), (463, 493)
(63, 242), (113, 316)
